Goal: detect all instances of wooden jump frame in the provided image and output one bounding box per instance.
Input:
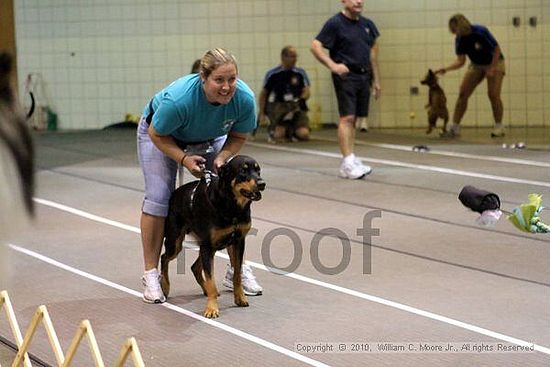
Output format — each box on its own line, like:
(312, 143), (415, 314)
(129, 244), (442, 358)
(0, 290), (145, 367)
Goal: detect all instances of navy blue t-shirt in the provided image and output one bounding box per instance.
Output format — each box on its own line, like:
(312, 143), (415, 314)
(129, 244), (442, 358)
(315, 13), (379, 67)
(263, 66), (310, 103)
(455, 25), (504, 65)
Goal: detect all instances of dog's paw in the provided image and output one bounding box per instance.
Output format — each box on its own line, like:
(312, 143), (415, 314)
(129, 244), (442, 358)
(203, 299), (219, 318)
(235, 295), (249, 307)
(160, 278), (170, 297)
(202, 290), (220, 297)
(203, 306), (220, 318)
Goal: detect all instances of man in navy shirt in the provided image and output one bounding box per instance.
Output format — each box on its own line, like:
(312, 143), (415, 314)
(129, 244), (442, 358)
(259, 46), (311, 142)
(311, 0), (380, 179)
(436, 14), (506, 138)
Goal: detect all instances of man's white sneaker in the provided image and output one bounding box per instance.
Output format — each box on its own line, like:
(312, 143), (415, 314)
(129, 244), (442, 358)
(222, 264), (263, 296)
(354, 157), (373, 176)
(491, 127), (505, 138)
(357, 117), (369, 132)
(440, 129), (460, 138)
(142, 269), (166, 304)
(339, 160), (369, 179)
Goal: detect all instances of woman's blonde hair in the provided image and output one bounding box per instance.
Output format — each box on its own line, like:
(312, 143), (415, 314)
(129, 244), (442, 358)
(449, 14), (472, 35)
(200, 48), (238, 79)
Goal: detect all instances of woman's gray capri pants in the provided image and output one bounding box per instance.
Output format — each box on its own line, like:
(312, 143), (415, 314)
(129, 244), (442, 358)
(137, 117), (226, 217)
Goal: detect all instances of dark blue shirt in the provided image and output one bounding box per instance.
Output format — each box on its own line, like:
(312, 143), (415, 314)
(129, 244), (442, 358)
(455, 25), (504, 65)
(263, 66), (310, 103)
(315, 13), (379, 68)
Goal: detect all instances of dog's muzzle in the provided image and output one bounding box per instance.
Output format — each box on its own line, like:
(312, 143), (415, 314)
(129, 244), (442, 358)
(256, 179), (266, 192)
(241, 178), (266, 201)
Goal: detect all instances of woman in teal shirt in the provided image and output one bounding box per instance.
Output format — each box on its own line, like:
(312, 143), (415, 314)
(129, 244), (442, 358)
(138, 48), (262, 303)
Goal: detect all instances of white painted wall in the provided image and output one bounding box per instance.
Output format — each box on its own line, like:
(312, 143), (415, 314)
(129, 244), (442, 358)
(14, 0), (550, 129)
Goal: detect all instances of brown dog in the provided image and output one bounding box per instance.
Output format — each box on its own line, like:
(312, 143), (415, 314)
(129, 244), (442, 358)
(420, 69), (449, 135)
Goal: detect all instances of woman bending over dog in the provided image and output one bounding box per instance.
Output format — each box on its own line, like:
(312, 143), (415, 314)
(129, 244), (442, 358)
(138, 48), (263, 304)
(436, 14), (506, 138)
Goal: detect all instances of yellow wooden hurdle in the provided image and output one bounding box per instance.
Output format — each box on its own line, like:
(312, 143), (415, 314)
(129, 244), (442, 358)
(1, 290), (145, 367)
(0, 291), (31, 367)
(114, 338), (145, 367)
(12, 305), (65, 366)
(62, 320), (105, 367)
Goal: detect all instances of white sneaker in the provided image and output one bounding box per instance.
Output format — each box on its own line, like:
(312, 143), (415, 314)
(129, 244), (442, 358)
(491, 127), (505, 138)
(142, 269), (166, 304)
(354, 157), (373, 176)
(223, 264), (263, 296)
(339, 159), (370, 179)
(440, 129), (460, 138)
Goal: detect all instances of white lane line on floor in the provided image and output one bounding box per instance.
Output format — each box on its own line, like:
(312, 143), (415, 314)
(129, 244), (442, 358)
(247, 142), (550, 188)
(312, 136), (550, 168)
(33, 198), (141, 234)
(8, 244), (331, 367)
(34, 197), (550, 355)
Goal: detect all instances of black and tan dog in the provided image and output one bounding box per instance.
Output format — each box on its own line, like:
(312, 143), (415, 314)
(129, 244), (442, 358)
(420, 69), (449, 135)
(160, 155), (265, 318)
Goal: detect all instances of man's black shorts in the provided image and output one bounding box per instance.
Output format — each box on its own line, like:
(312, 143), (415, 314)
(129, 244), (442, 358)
(332, 72), (372, 118)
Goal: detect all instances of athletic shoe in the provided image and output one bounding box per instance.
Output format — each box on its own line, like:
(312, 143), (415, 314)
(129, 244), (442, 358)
(490, 127), (505, 138)
(354, 157), (373, 176)
(339, 159), (368, 179)
(223, 264), (263, 296)
(440, 129), (460, 138)
(142, 268), (166, 304)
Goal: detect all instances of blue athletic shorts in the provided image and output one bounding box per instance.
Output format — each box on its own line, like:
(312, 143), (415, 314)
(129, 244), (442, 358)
(332, 72), (372, 118)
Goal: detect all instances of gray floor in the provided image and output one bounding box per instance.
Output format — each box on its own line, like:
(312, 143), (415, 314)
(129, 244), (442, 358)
(1, 126), (550, 366)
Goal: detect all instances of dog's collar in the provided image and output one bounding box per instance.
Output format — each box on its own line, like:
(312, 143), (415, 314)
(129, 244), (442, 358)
(224, 155), (236, 166)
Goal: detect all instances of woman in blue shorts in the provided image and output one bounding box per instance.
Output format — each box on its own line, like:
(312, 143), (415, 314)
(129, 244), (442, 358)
(137, 48), (262, 303)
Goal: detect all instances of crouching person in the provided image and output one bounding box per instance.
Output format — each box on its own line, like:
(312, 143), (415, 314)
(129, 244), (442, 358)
(259, 46), (311, 143)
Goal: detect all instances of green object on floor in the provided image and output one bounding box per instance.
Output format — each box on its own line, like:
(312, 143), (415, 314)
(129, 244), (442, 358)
(46, 107), (57, 131)
(508, 194), (550, 233)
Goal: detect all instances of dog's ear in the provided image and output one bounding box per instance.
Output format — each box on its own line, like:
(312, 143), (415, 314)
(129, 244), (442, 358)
(218, 160), (233, 181)
(218, 162), (229, 179)
(219, 155), (237, 177)
(428, 69), (434, 75)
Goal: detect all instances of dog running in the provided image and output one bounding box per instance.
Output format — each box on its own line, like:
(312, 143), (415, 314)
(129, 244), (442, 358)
(420, 69), (449, 135)
(160, 155), (265, 318)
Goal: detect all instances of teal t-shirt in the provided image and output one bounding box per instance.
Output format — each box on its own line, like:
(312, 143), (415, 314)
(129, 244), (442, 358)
(143, 74), (257, 143)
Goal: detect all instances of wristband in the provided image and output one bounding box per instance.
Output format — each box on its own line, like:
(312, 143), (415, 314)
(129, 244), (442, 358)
(180, 154), (187, 166)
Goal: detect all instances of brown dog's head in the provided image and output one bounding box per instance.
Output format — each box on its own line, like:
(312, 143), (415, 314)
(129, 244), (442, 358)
(420, 69), (438, 87)
(218, 155), (266, 206)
